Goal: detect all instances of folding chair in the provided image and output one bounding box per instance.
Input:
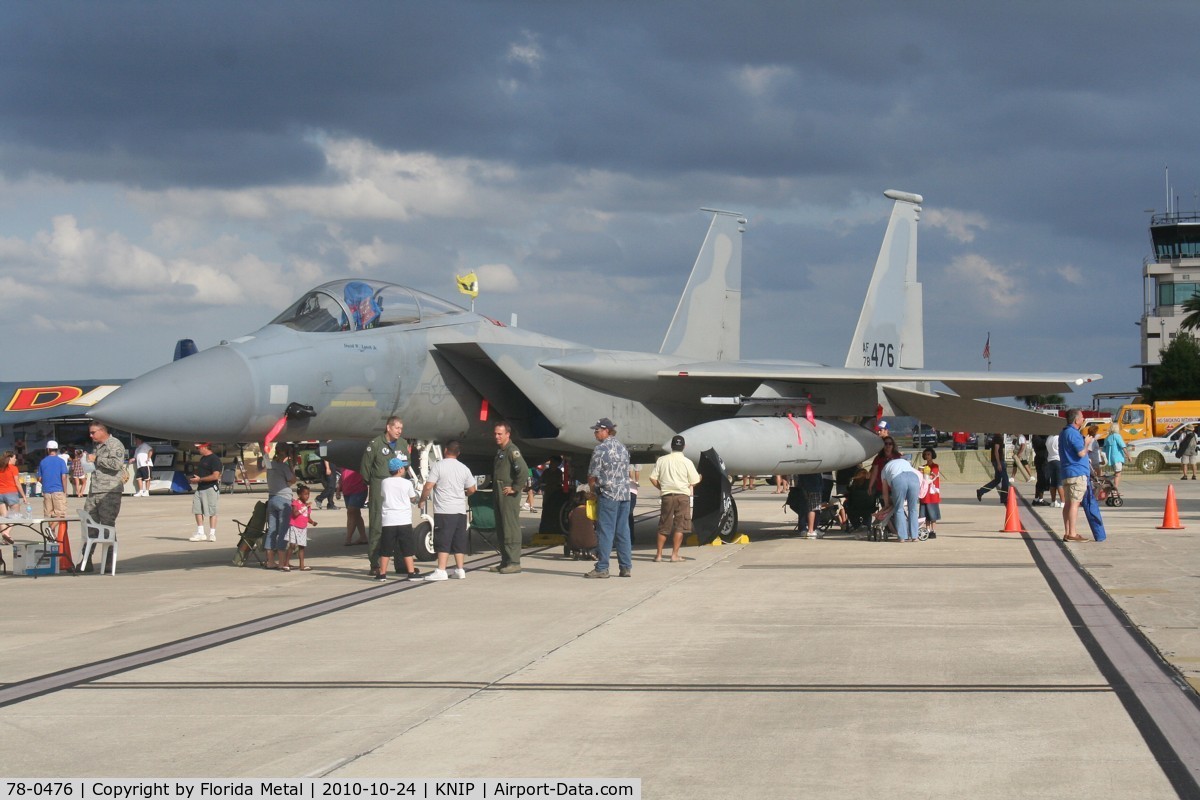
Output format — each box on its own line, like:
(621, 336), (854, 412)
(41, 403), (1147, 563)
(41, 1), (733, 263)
(220, 466), (237, 494)
(232, 500), (268, 566)
(467, 490), (500, 555)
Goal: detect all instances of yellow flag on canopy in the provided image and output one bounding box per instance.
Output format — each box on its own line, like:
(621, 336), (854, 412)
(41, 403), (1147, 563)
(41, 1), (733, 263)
(456, 272), (479, 298)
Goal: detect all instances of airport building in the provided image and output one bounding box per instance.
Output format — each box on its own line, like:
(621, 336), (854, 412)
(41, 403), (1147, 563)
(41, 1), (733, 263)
(1139, 208), (1200, 385)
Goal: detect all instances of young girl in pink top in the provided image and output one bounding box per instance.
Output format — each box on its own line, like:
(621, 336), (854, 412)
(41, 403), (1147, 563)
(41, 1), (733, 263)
(283, 484), (318, 571)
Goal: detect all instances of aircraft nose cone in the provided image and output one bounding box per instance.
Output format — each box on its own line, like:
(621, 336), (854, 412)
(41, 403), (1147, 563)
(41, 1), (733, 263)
(92, 347), (256, 441)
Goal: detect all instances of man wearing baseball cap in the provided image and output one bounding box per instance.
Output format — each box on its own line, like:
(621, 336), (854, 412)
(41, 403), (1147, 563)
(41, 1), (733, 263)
(188, 442), (223, 542)
(649, 434), (701, 563)
(37, 440), (70, 519)
(585, 417), (633, 578)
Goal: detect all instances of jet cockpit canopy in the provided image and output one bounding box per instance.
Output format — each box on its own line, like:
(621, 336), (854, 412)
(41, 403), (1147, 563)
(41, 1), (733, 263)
(271, 279), (467, 333)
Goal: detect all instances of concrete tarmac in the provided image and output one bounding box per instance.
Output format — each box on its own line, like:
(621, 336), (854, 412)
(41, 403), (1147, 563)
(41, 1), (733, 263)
(2, 479), (1199, 798)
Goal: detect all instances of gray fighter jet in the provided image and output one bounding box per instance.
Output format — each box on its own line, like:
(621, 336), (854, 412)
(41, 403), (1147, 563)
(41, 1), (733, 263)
(93, 190), (1098, 481)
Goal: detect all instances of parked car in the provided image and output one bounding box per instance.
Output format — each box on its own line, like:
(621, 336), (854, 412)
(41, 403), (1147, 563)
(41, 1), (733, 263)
(1130, 423), (1193, 474)
(911, 424), (939, 448)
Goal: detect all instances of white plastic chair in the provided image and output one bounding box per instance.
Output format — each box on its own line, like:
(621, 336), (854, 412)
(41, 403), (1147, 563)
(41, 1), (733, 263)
(78, 510), (118, 575)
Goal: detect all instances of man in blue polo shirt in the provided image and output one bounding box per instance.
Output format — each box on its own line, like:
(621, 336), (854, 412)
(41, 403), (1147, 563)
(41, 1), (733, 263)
(36, 440), (70, 518)
(1058, 409), (1094, 542)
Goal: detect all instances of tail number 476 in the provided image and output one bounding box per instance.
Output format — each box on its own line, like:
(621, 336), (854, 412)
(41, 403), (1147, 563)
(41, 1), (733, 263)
(862, 342), (895, 368)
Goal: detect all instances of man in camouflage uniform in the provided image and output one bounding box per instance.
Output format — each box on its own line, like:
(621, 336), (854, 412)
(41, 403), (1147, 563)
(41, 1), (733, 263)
(489, 421), (528, 574)
(360, 416), (410, 575)
(83, 422), (127, 572)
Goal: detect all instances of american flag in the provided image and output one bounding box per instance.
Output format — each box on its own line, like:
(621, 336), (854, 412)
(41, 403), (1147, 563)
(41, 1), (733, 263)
(982, 333), (991, 360)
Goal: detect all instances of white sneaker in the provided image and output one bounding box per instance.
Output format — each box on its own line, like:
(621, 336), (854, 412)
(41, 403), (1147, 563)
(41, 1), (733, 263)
(207, 533), (217, 542)
(1052, 500), (1064, 508)
(425, 568), (449, 582)
(521, 502), (531, 511)
(453, 567), (466, 580)
(188, 533), (207, 542)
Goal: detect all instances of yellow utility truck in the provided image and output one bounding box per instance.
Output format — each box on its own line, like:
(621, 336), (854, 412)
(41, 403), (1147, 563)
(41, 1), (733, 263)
(1116, 400), (1200, 442)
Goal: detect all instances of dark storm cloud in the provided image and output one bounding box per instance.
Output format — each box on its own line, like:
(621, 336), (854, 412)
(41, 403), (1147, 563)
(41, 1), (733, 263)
(3, 0), (1200, 387)
(4, 0), (1197, 201)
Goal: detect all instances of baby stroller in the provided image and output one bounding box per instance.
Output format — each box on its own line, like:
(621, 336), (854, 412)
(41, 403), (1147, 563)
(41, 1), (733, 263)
(784, 484), (839, 536)
(1092, 468), (1124, 507)
(817, 496), (848, 534)
(869, 506), (930, 542)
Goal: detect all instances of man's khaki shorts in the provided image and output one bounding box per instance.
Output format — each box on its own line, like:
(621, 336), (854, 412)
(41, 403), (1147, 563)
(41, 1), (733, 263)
(192, 485), (220, 517)
(1062, 475), (1088, 504)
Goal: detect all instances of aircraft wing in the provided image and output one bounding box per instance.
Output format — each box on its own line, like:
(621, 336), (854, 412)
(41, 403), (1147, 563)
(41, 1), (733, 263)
(880, 385), (1066, 435)
(660, 361), (1099, 398)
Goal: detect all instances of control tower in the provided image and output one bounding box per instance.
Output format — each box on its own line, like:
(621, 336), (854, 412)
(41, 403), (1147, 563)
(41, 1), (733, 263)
(1139, 209), (1200, 384)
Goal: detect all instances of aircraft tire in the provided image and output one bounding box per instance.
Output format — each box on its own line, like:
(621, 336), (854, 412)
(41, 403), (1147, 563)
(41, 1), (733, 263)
(716, 499), (739, 543)
(413, 515), (436, 562)
(557, 497), (579, 536)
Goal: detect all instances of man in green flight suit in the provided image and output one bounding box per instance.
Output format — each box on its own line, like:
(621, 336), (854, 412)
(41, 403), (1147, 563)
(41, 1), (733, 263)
(489, 421), (528, 574)
(360, 416), (410, 576)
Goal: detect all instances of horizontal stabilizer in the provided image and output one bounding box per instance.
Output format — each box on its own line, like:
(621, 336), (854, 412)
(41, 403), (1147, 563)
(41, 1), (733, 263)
(882, 385), (1064, 435)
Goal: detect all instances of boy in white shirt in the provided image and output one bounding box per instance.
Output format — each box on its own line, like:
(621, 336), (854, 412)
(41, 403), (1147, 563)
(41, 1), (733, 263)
(377, 456), (422, 582)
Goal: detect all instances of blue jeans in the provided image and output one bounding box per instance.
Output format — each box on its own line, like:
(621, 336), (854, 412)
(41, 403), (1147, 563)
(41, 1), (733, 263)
(266, 494), (291, 551)
(981, 463), (1010, 502)
(890, 472), (921, 541)
(595, 495), (632, 573)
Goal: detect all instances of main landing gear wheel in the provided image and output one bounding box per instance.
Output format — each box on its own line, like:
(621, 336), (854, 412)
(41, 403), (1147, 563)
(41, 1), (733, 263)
(717, 499), (740, 543)
(557, 498), (579, 536)
(413, 514), (435, 562)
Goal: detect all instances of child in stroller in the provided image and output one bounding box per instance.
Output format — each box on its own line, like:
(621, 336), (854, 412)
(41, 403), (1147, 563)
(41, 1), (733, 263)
(1091, 465), (1124, 507)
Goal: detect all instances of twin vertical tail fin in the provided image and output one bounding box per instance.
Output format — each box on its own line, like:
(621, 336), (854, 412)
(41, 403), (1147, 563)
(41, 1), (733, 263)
(660, 209), (745, 362)
(659, 196), (922, 371)
(844, 190), (924, 370)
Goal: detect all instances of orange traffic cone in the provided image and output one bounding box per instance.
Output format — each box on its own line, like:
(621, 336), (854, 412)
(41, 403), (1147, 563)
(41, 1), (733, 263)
(1000, 487), (1025, 533)
(1156, 484), (1185, 530)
